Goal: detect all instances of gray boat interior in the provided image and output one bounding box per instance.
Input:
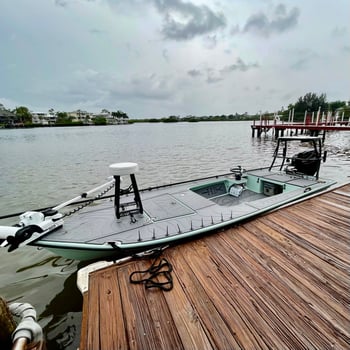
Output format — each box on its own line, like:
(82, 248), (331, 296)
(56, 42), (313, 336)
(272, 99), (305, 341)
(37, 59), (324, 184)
(40, 168), (322, 246)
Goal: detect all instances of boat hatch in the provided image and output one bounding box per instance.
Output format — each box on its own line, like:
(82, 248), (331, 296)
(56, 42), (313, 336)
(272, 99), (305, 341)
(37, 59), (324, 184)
(190, 180), (267, 206)
(143, 194), (194, 221)
(190, 180), (234, 199)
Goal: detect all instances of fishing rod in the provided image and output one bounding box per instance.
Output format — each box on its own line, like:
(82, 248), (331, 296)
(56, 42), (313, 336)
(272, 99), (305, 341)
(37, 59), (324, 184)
(0, 179), (115, 220)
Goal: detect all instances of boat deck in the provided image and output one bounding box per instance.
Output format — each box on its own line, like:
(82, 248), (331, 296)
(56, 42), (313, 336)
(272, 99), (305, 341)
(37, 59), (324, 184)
(41, 170), (331, 249)
(80, 184), (350, 350)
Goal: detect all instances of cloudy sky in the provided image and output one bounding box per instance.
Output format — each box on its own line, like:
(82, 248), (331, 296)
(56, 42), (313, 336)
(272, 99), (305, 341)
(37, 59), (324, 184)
(1, 0), (349, 118)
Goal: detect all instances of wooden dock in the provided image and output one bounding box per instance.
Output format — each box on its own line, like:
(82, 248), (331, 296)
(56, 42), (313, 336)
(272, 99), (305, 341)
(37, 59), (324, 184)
(251, 120), (350, 139)
(79, 184), (350, 350)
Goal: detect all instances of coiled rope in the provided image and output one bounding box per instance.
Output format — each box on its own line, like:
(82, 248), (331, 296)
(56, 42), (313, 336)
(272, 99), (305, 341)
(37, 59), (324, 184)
(129, 249), (173, 291)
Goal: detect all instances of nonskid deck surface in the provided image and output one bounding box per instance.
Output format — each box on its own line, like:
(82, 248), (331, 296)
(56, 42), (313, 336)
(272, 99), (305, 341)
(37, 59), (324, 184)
(39, 171), (330, 246)
(246, 169), (319, 186)
(41, 178), (218, 244)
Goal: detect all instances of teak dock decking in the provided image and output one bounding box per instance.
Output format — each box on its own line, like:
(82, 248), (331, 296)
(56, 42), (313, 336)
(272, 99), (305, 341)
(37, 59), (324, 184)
(79, 184), (350, 350)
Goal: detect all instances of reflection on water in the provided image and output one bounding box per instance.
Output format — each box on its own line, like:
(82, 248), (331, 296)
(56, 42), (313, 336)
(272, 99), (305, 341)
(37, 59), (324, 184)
(41, 269), (83, 350)
(0, 248), (82, 349)
(17, 256), (77, 273)
(0, 122), (349, 349)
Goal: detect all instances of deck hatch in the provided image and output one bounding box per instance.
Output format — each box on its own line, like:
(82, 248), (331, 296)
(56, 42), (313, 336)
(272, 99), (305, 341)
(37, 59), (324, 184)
(143, 194), (194, 221)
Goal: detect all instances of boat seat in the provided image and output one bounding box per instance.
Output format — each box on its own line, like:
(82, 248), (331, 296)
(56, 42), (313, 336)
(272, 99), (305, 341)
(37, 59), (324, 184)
(109, 162), (143, 219)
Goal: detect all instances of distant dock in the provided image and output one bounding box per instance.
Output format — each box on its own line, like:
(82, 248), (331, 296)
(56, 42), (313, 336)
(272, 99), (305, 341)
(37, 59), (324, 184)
(251, 114), (350, 140)
(78, 183), (350, 350)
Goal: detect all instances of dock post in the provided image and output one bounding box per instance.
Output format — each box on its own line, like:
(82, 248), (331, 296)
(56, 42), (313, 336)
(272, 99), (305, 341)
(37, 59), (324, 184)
(275, 129), (279, 140)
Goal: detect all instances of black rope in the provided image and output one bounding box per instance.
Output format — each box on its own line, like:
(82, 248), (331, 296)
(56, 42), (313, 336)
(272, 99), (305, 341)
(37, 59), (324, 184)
(62, 182), (115, 218)
(120, 184), (133, 195)
(129, 250), (173, 291)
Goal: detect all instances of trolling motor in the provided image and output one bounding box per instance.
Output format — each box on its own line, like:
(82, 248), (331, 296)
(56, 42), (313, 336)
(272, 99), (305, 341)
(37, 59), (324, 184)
(5, 225), (43, 252)
(0, 211), (63, 252)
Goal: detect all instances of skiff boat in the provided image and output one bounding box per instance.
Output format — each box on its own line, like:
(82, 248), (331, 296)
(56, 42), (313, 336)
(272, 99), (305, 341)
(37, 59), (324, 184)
(0, 136), (335, 261)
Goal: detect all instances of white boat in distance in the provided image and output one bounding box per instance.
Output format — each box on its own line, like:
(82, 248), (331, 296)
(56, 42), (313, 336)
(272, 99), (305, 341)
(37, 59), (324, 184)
(0, 137), (335, 261)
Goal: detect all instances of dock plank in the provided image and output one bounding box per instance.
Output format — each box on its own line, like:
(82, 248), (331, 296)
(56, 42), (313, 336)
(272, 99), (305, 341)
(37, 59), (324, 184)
(80, 184), (350, 350)
(238, 222), (350, 340)
(172, 242), (262, 349)
(211, 233), (328, 349)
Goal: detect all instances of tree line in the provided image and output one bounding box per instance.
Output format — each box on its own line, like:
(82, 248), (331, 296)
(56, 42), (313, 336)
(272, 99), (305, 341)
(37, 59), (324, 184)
(1, 93), (348, 127)
(285, 93), (349, 122)
(0, 106), (130, 127)
(137, 93), (349, 123)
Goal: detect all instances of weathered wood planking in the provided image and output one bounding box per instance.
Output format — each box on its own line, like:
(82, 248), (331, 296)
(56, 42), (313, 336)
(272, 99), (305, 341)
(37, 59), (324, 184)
(80, 184), (350, 350)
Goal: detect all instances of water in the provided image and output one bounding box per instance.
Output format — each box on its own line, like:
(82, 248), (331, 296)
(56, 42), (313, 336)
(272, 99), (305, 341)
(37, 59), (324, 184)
(0, 121), (349, 349)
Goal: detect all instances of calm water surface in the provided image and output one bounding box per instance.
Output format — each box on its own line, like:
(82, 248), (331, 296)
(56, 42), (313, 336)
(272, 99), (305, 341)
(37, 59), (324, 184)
(0, 121), (349, 349)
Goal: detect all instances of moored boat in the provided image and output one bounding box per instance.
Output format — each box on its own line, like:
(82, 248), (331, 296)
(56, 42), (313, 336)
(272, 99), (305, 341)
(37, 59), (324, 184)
(0, 136), (336, 261)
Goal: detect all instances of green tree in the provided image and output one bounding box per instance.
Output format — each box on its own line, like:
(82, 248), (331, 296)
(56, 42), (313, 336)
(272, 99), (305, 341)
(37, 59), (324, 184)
(293, 92), (327, 113)
(328, 100), (346, 111)
(162, 115), (179, 122)
(93, 117), (107, 125)
(56, 112), (72, 124)
(13, 106), (32, 123)
(111, 110), (129, 119)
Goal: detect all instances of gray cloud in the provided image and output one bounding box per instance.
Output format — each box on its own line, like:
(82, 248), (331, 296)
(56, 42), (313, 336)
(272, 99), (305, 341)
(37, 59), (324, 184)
(187, 69), (202, 77)
(206, 73), (223, 84)
(89, 28), (105, 35)
(243, 4), (300, 37)
(55, 0), (96, 8)
(230, 25), (240, 36)
(55, 0), (68, 7)
(66, 70), (175, 106)
(220, 58), (259, 73)
(210, 58), (259, 82)
(290, 50), (318, 70)
(188, 58), (258, 84)
(153, 0), (226, 40)
(162, 49), (170, 62)
(39, 68), (178, 114)
(203, 34), (217, 49)
(290, 58), (308, 70)
(331, 26), (347, 38)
